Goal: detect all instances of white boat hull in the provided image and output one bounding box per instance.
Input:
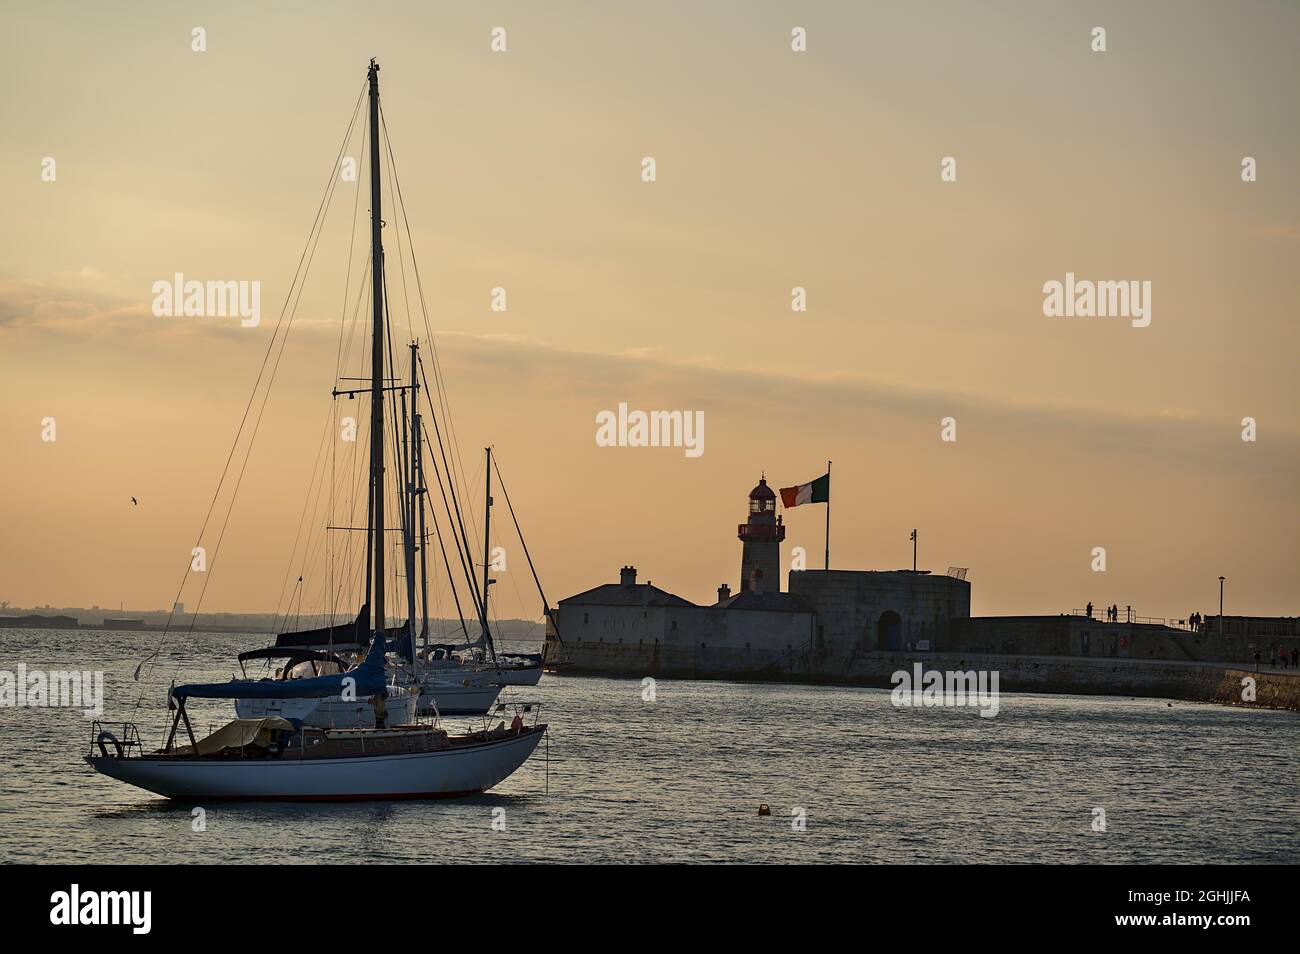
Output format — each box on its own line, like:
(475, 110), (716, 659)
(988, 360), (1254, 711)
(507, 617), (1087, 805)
(495, 664), (543, 687)
(416, 681), (502, 716)
(86, 727), (545, 801)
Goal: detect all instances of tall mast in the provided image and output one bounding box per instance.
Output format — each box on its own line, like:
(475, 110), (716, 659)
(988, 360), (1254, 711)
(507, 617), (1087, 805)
(414, 357), (429, 648)
(403, 341), (419, 654)
(367, 58), (386, 638)
(481, 446), (495, 658)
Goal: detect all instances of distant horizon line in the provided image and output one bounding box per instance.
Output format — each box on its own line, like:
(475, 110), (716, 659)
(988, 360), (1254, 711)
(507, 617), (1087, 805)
(0, 604), (545, 625)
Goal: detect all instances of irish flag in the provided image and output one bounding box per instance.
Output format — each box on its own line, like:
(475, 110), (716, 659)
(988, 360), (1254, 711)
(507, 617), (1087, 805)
(780, 472), (830, 508)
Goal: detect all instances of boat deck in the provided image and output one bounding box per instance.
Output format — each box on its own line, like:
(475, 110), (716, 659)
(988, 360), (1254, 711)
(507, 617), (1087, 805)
(239, 724), (542, 761)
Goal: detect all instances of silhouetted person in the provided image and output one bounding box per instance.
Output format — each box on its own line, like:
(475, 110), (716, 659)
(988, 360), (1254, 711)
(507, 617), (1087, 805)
(1086, 601), (1093, 619)
(1291, 647), (1298, 669)
(1252, 647), (1260, 672)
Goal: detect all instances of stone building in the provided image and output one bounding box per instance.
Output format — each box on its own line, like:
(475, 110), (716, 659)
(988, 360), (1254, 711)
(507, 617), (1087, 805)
(791, 569), (971, 653)
(545, 476), (971, 675)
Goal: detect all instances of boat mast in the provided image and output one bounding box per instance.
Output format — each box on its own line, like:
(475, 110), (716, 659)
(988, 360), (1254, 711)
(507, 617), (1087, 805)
(367, 58), (386, 640)
(481, 446), (496, 661)
(413, 352), (429, 649)
(403, 341), (419, 655)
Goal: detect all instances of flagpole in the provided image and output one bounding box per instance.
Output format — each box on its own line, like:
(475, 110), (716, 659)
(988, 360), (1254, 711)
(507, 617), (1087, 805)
(824, 460), (831, 571)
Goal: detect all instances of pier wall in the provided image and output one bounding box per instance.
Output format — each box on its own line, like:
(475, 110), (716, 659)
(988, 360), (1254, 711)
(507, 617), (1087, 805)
(543, 639), (1300, 710)
(949, 616), (1296, 666)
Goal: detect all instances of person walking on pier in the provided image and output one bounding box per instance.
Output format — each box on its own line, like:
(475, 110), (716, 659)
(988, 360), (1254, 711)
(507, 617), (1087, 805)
(1291, 646), (1298, 669)
(1086, 601), (1093, 620)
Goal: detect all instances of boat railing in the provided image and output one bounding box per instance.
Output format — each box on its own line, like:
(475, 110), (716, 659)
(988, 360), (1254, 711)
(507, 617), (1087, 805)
(488, 699), (544, 729)
(89, 720), (143, 759)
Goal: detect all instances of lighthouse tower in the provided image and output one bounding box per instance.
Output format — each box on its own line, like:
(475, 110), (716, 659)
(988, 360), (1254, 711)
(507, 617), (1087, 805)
(738, 477), (785, 594)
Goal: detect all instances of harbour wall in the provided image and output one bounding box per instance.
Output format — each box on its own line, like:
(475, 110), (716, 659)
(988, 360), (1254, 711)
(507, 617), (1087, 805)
(543, 640), (1300, 711)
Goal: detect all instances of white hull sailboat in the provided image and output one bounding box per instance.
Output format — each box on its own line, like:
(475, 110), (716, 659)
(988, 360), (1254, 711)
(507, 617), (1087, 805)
(86, 58), (548, 802)
(87, 722), (544, 801)
(418, 648), (544, 687)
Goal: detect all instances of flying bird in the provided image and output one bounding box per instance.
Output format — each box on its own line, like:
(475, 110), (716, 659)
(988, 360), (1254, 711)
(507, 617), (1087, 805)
(130, 497), (138, 506)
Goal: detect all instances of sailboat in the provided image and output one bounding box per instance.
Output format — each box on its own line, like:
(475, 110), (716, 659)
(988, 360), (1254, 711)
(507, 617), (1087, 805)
(85, 58), (546, 800)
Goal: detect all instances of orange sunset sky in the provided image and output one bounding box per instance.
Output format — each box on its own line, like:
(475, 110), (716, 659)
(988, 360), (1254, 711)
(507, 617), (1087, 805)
(1, 1), (1297, 624)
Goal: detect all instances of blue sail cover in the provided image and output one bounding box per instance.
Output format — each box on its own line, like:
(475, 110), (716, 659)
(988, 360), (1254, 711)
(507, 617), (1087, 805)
(173, 633), (390, 701)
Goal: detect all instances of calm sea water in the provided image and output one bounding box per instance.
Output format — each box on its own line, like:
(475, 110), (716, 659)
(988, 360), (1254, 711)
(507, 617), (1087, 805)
(2, 628), (1297, 864)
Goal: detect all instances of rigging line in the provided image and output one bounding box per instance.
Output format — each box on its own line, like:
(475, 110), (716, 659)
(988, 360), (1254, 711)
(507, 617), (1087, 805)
(420, 412), (485, 628)
(417, 362), (485, 627)
(380, 103), (487, 648)
(329, 387), (342, 624)
(293, 407), (352, 627)
(310, 271), (373, 611)
(326, 101), (367, 621)
(381, 270), (414, 627)
(332, 382), (373, 619)
(426, 509), (467, 642)
(269, 403), (334, 634)
(335, 100), (368, 382)
(343, 400), (369, 611)
(379, 105), (416, 346)
(338, 248), (373, 381)
(423, 446), (471, 641)
(382, 123), (479, 559)
(492, 452), (564, 644)
(336, 258), (370, 620)
(171, 141), (348, 666)
(132, 80), (367, 694)
(414, 349), (480, 600)
(157, 75), (359, 660)
(332, 251), (373, 615)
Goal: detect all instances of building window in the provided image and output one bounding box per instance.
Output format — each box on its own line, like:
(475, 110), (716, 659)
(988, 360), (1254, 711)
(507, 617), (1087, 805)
(670, 620), (677, 631)
(583, 612), (589, 624)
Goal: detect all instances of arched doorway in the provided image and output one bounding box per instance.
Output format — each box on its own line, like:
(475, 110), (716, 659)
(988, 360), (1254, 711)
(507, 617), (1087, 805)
(878, 610), (902, 651)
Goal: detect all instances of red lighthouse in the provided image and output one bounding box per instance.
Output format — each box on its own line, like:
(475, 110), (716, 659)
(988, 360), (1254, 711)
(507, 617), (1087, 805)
(738, 477), (785, 594)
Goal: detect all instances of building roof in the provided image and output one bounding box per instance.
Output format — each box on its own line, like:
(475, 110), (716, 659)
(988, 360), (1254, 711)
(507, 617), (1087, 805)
(719, 590), (814, 614)
(748, 477), (776, 500)
(559, 582), (697, 609)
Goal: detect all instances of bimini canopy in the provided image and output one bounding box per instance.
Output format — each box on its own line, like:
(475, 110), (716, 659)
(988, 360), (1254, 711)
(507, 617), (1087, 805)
(173, 633), (389, 701)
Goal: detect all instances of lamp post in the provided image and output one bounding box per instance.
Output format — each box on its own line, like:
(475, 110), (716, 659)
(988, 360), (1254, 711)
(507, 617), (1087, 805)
(910, 529), (917, 572)
(1218, 576), (1225, 636)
